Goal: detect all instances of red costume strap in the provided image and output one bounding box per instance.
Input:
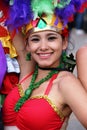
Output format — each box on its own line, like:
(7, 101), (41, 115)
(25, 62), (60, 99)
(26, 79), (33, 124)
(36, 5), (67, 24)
(45, 74), (58, 95)
(19, 72), (33, 84)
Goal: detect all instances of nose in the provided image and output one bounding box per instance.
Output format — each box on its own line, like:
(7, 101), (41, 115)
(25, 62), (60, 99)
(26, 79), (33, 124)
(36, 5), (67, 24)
(40, 39), (48, 51)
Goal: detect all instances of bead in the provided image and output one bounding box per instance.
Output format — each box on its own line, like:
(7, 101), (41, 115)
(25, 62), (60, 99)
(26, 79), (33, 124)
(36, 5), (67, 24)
(25, 89), (32, 96)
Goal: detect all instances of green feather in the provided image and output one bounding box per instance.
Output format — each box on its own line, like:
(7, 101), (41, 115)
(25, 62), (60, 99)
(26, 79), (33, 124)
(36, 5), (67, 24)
(54, 0), (71, 8)
(31, 0), (54, 18)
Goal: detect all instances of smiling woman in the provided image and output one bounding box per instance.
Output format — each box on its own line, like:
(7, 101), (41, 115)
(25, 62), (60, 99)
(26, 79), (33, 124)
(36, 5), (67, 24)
(2, 0), (87, 130)
(27, 31), (67, 68)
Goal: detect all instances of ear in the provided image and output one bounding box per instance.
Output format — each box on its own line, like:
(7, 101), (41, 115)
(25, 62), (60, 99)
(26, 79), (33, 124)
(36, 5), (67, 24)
(62, 37), (68, 50)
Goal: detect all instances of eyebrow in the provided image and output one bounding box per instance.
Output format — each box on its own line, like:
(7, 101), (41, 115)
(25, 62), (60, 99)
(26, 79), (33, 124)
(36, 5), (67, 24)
(46, 31), (58, 35)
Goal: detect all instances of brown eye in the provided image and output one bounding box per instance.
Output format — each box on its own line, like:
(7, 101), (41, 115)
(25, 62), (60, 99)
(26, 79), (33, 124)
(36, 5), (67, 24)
(48, 36), (57, 41)
(27, 37), (40, 45)
(30, 38), (40, 42)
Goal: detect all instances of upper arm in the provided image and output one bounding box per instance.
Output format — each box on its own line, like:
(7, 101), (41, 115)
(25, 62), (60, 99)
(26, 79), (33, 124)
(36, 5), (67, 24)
(59, 72), (87, 128)
(76, 46), (87, 90)
(12, 31), (35, 80)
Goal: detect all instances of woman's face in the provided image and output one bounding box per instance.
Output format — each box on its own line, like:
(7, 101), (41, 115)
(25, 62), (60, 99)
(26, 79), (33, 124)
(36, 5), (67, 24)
(27, 30), (68, 68)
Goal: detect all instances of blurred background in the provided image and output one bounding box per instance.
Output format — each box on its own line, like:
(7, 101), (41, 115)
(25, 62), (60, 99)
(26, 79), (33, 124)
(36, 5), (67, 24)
(67, 8), (87, 130)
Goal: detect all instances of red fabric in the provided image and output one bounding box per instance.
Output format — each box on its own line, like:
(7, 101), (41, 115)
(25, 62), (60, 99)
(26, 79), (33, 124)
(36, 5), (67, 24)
(3, 47), (10, 54)
(2, 74), (65, 130)
(0, 1), (9, 37)
(0, 1), (9, 23)
(0, 26), (8, 37)
(0, 72), (19, 95)
(78, 2), (87, 13)
(68, 15), (74, 22)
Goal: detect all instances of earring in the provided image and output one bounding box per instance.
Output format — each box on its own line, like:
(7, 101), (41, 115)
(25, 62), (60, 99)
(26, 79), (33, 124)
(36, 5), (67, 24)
(26, 53), (31, 61)
(62, 51), (67, 62)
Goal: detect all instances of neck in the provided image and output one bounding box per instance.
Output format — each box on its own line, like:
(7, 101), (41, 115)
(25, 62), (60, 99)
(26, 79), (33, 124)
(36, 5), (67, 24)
(19, 59), (35, 80)
(38, 66), (66, 71)
(36, 68), (50, 81)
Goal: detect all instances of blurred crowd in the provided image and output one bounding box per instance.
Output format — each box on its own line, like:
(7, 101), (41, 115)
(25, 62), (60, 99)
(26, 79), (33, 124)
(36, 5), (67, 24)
(69, 8), (87, 35)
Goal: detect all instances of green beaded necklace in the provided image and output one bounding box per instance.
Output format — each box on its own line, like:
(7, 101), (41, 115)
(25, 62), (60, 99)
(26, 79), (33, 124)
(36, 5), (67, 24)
(15, 64), (62, 112)
(15, 52), (67, 112)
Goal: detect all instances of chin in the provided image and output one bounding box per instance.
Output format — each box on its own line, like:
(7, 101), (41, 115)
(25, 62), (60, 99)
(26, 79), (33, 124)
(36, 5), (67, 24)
(38, 63), (52, 68)
(39, 65), (48, 68)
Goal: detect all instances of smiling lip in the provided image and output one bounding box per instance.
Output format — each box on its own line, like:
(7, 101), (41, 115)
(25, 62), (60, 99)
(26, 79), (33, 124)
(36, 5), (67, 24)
(38, 53), (52, 59)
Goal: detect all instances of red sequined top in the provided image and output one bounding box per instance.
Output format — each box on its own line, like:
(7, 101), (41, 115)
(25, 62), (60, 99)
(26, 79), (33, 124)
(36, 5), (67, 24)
(2, 74), (65, 130)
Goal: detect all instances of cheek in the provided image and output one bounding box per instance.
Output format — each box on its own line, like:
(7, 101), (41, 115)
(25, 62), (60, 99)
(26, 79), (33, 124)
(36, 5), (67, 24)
(29, 44), (38, 53)
(29, 42), (35, 50)
(53, 41), (63, 51)
(54, 43), (64, 57)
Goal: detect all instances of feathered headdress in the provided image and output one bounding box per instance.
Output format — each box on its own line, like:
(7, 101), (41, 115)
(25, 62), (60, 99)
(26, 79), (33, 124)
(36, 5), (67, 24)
(6, 0), (87, 35)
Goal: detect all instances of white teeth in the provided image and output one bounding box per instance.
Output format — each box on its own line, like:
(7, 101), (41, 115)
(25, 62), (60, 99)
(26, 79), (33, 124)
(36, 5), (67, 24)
(39, 54), (50, 56)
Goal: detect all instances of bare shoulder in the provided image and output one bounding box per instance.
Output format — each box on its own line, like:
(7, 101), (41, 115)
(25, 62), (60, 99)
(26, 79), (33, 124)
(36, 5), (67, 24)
(55, 71), (84, 101)
(76, 45), (87, 69)
(58, 71), (76, 82)
(57, 71), (80, 91)
(76, 45), (87, 58)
